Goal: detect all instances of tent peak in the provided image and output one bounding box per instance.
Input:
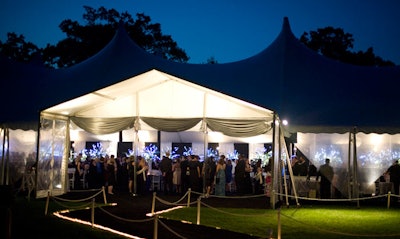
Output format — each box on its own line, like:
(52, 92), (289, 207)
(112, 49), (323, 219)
(282, 17), (292, 35)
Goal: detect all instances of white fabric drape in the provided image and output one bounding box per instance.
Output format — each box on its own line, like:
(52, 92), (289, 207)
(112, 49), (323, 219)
(70, 116), (272, 138)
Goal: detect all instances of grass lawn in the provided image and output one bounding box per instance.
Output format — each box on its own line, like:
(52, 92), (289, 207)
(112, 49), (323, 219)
(5, 191), (400, 239)
(162, 203), (400, 239)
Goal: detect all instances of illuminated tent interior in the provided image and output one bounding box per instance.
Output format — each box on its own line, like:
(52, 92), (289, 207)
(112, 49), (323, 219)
(2, 17), (400, 199)
(36, 69), (281, 197)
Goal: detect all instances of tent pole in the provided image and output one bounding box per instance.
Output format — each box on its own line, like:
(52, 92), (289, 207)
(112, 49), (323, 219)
(203, 123), (208, 194)
(270, 113), (276, 209)
(202, 94), (208, 194)
(286, 145), (299, 206)
(347, 131), (352, 199)
(1, 128), (6, 185)
(133, 129), (139, 196)
(34, 118), (42, 198)
(353, 127), (360, 207)
(63, 119), (71, 193)
(3, 128), (10, 185)
(279, 125), (289, 206)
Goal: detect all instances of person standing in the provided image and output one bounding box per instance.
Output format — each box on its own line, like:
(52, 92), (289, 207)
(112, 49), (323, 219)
(317, 158), (334, 199)
(386, 159), (400, 196)
(203, 156), (216, 197)
(188, 155), (202, 193)
(235, 155), (246, 195)
(180, 156), (190, 195)
(292, 156), (308, 176)
(159, 155), (173, 195)
(253, 159), (264, 194)
(215, 155), (226, 196)
(106, 155), (117, 195)
(172, 157), (182, 194)
(135, 156), (148, 195)
(225, 159), (233, 193)
(73, 153), (83, 189)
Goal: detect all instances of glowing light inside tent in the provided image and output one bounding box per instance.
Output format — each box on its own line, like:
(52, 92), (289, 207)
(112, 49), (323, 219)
(138, 130), (150, 142)
(208, 131), (224, 142)
(70, 130), (80, 141)
(314, 145), (343, 167)
(369, 134), (384, 151)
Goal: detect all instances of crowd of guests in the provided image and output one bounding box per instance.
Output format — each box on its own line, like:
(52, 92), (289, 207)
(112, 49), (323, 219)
(69, 152), (273, 197)
(70, 153), (148, 195)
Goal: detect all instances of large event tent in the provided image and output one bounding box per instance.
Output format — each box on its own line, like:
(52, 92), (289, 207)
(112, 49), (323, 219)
(37, 69), (280, 198)
(1, 17), (400, 199)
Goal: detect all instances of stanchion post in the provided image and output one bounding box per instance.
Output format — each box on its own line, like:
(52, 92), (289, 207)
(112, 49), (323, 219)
(91, 198), (95, 227)
(153, 214), (158, 239)
(277, 207), (281, 239)
(102, 186), (107, 204)
(387, 191), (391, 209)
(271, 190), (275, 209)
(196, 196), (201, 225)
(151, 192), (157, 215)
(187, 188), (191, 207)
(45, 191), (50, 216)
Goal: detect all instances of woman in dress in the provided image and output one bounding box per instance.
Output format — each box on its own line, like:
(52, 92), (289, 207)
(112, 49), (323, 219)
(73, 153), (83, 189)
(106, 155), (117, 194)
(172, 157), (182, 194)
(136, 156), (148, 195)
(203, 156), (216, 197)
(215, 155), (226, 196)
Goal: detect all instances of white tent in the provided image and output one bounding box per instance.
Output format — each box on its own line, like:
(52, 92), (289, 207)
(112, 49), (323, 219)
(37, 69), (283, 198)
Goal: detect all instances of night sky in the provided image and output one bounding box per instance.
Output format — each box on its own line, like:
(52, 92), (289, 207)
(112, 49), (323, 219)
(1, 0), (400, 64)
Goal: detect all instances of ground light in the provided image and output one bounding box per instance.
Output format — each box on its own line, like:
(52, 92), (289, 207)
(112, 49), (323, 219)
(53, 206), (145, 239)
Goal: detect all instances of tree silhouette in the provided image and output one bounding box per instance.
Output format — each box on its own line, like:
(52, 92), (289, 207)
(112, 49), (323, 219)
(300, 26), (394, 66)
(0, 32), (39, 62)
(0, 6), (189, 68)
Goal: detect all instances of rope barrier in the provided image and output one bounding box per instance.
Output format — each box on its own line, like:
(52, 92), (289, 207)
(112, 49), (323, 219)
(47, 188), (400, 239)
(157, 218), (188, 239)
(200, 201), (271, 217)
(204, 193), (268, 199)
(52, 189), (104, 203)
(98, 206), (154, 223)
(51, 199), (93, 210)
(275, 192), (390, 202)
(154, 196), (188, 206)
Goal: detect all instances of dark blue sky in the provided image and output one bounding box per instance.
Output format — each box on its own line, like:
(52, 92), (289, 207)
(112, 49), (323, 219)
(1, 0), (399, 64)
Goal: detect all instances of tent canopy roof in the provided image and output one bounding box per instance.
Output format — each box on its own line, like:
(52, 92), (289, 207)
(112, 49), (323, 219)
(2, 17), (400, 134)
(43, 69), (273, 119)
(43, 69), (275, 138)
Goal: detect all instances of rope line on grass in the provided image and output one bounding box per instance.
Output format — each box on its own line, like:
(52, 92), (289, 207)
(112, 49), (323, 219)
(69, 188), (103, 193)
(275, 192), (388, 202)
(390, 193), (400, 198)
(154, 191), (190, 206)
(98, 206), (154, 223)
(155, 196), (189, 206)
(191, 190), (267, 199)
(280, 211), (400, 237)
(200, 201), (271, 217)
(52, 189), (103, 202)
(52, 199), (92, 210)
(157, 218), (188, 239)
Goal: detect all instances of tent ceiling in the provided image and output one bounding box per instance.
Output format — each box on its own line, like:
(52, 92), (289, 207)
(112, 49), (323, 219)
(43, 69), (274, 120)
